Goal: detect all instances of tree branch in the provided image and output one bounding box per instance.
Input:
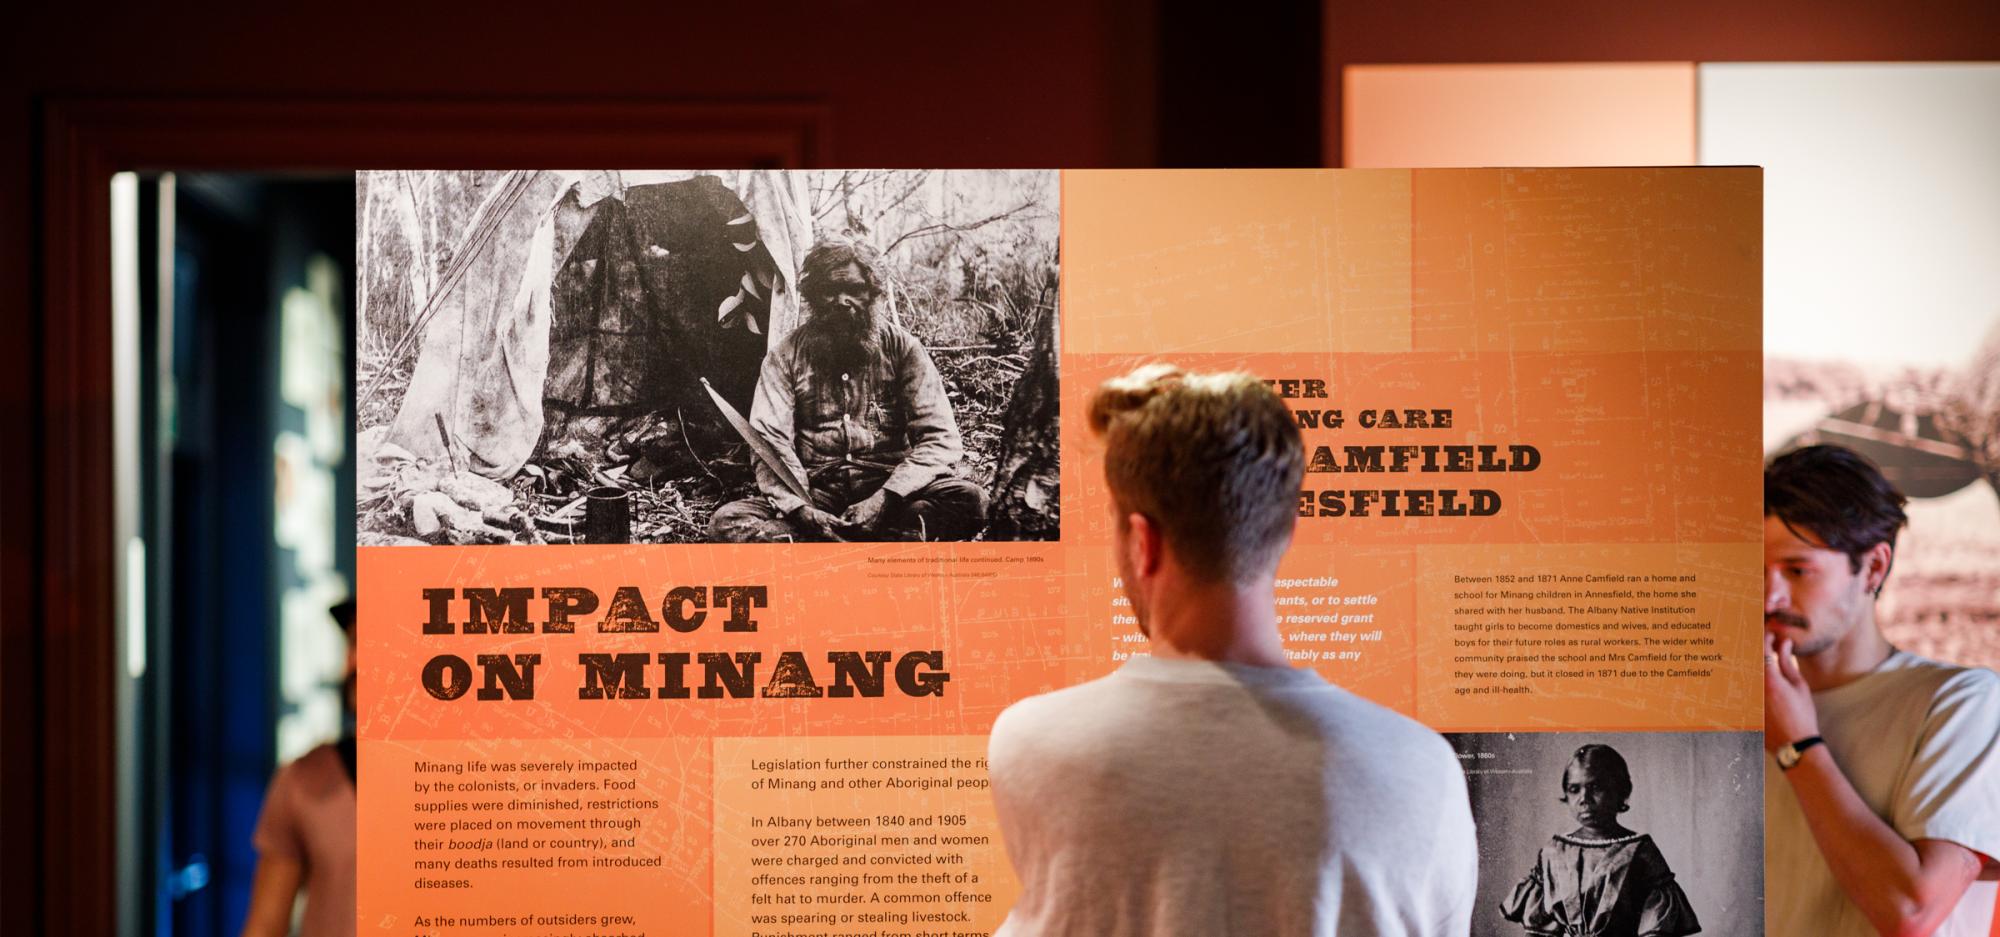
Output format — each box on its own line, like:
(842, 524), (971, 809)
(884, 200), (1042, 254)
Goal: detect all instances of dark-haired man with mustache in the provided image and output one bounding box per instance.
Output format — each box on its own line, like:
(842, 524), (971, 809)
(1763, 445), (1999, 937)
(710, 239), (986, 543)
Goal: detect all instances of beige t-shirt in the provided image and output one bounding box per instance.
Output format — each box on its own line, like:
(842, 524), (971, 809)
(252, 742), (357, 937)
(988, 656), (1478, 937)
(1766, 651), (2000, 937)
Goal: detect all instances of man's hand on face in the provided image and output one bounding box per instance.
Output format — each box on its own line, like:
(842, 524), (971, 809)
(789, 505), (846, 541)
(842, 490), (891, 531)
(1764, 631), (1821, 754)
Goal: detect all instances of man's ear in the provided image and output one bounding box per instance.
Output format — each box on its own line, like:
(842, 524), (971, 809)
(1126, 512), (1163, 580)
(1864, 540), (1894, 596)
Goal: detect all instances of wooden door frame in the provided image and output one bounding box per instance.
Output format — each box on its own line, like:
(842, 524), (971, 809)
(13, 96), (828, 934)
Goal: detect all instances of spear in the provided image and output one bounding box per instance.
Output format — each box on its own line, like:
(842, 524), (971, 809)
(700, 378), (813, 507)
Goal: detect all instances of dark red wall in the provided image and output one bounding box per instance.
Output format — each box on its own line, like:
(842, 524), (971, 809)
(2, 5), (1160, 932)
(4, 2), (1156, 166)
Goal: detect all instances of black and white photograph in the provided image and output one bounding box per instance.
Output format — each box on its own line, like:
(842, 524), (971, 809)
(356, 169), (1061, 545)
(1765, 334), (2000, 670)
(1445, 730), (1764, 937)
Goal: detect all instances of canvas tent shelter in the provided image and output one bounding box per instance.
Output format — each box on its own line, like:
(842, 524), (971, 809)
(1792, 400), (1987, 500)
(360, 169), (815, 479)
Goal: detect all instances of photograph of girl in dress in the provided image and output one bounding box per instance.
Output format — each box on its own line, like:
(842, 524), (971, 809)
(1446, 730), (1763, 937)
(1499, 744), (1700, 937)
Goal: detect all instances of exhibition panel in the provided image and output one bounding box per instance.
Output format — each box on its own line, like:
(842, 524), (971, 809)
(357, 168), (1761, 935)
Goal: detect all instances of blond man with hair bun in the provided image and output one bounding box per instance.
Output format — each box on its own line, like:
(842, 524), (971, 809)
(988, 364), (1478, 937)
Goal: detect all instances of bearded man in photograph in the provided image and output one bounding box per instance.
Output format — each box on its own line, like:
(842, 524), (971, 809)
(711, 239), (985, 543)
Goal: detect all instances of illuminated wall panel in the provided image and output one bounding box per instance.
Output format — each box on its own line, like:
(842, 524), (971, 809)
(1344, 63), (1696, 168)
(1698, 63), (2000, 373)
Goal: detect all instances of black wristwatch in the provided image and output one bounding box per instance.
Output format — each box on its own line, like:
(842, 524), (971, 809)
(1776, 735), (1825, 771)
